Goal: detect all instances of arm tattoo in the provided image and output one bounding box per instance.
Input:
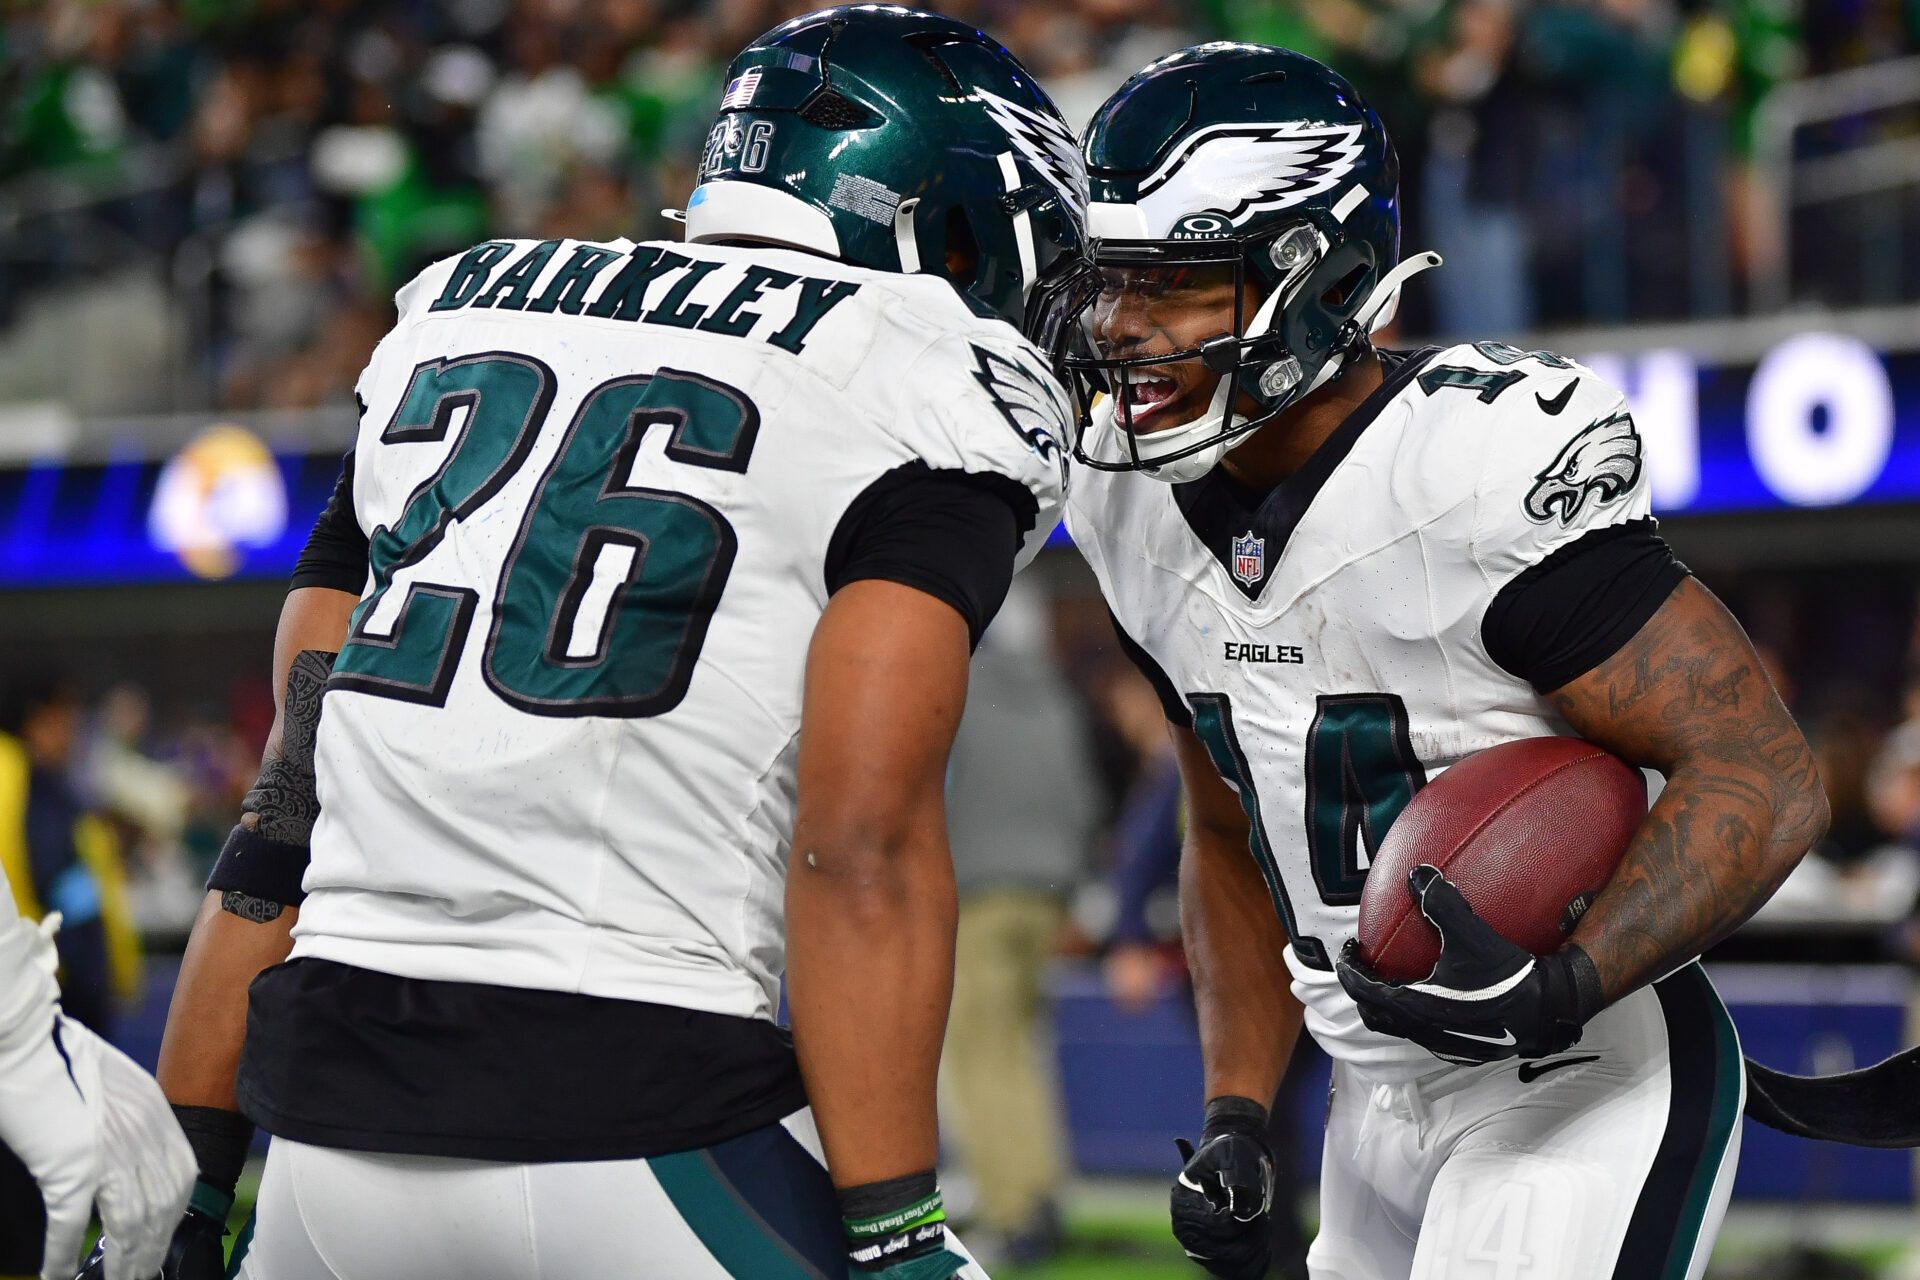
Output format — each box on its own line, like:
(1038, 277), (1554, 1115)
(1548, 579), (1828, 1000)
(241, 649), (336, 845)
(220, 890), (284, 923)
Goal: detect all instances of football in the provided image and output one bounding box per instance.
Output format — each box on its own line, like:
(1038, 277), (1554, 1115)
(1354, 737), (1647, 983)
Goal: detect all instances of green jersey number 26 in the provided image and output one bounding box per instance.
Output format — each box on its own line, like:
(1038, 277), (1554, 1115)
(331, 351), (760, 718)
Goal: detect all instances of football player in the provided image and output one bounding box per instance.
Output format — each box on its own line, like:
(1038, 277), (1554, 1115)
(1057, 44), (1829, 1280)
(0, 860), (195, 1280)
(88, 9), (1088, 1279)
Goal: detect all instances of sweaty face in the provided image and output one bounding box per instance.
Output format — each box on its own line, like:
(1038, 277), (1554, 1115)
(1088, 260), (1262, 433)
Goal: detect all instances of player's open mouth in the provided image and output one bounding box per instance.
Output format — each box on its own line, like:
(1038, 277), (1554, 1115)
(1122, 372), (1180, 426)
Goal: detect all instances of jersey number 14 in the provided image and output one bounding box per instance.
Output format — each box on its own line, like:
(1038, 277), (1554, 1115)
(1188, 691), (1426, 969)
(332, 352), (760, 717)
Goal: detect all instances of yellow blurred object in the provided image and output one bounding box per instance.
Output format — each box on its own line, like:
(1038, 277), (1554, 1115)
(0, 734), (33, 923)
(0, 732), (144, 1002)
(75, 814), (142, 1002)
(1675, 15), (1738, 103)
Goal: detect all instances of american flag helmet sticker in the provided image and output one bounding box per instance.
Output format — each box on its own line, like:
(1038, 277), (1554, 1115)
(721, 68), (763, 110)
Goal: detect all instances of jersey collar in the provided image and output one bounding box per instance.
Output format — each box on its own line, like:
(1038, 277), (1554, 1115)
(1172, 346), (1443, 601)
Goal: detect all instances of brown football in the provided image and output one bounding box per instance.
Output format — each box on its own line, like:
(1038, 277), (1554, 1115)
(1354, 737), (1646, 983)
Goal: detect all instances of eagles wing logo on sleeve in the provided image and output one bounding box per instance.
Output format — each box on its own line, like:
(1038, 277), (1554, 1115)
(971, 344), (1070, 486)
(1523, 411), (1644, 525)
(975, 89), (1090, 212)
(1136, 122), (1364, 227)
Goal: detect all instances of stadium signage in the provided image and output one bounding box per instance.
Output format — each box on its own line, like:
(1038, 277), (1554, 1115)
(1584, 331), (1913, 515)
(2, 331), (1918, 587)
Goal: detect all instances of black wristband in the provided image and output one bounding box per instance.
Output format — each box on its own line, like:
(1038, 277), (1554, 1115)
(1201, 1095), (1270, 1141)
(1561, 943), (1609, 1024)
(206, 824), (310, 907)
(838, 1169), (939, 1222)
(839, 1168), (949, 1272)
(171, 1105), (254, 1197)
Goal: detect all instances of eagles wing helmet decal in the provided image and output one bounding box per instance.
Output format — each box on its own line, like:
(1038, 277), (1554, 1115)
(1524, 411), (1644, 525)
(1136, 122), (1364, 227)
(976, 88), (1089, 211)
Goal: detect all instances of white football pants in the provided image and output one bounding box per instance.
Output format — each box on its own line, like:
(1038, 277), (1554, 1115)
(234, 1108), (989, 1280)
(1308, 963), (1744, 1280)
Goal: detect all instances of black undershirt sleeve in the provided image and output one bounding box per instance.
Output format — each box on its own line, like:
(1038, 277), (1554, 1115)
(289, 451), (369, 594)
(824, 463), (1038, 649)
(1107, 608), (1192, 729)
(1482, 518), (1690, 693)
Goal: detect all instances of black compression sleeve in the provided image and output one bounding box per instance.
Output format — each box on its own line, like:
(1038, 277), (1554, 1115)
(1108, 609), (1191, 728)
(289, 452), (368, 594)
(825, 463), (1037, 648)
(1482, 518), (1690, 693)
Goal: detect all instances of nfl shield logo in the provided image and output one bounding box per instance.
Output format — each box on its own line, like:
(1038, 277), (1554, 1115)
(1231, 531), (1266, 587)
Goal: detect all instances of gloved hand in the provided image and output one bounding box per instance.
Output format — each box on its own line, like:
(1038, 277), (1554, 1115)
(1336, 865), (1608, 1065)
(841, 1172), (970, 1280)
(76, 1178), (229, 1280)
(0, 913), (195, 1280)
(1170, 1096), (1274, 1280)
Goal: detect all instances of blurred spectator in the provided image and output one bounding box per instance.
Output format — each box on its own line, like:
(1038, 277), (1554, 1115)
(80, 685), (205, 937)
(0, 671), (142, 1035)
(1414, 0), (1532, 336)
(1814, 706), (1894, 868)
(941, 579), (1100, 1264)
(1098, 666), (1183, 1013)
(1870, 675), (1920, 852)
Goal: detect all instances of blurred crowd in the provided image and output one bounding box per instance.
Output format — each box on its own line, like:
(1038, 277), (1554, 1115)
(5, 0), (1918, 413)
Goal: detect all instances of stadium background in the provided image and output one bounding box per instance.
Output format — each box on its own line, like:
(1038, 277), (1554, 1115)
(3, 0), (1919, 1274)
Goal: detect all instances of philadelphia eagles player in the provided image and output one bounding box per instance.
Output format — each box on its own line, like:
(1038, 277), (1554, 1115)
(85, 9), (1087, 1280)
(1058, 44), (1829, 1280)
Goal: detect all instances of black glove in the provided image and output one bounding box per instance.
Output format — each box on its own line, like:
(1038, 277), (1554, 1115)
(1336, 865), (1608, 1064)
(1170, 1096), (1274, 1280)
(76, 1177), (229, 1280)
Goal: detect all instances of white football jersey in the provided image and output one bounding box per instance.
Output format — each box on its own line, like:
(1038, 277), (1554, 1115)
(1068, 342), (1654, 1076)
(294, 237), (1069, 1022)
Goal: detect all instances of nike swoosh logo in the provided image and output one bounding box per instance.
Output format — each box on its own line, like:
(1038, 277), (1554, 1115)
(1451, 1028), (1517, 1046)
(1536, 381), (1577, 414)
(1518, 1054), (1600, 1083)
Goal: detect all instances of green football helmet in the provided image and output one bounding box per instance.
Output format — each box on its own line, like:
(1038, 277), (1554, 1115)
(685, 5), (1092, 355)
(1067, 42), (1441, 482)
